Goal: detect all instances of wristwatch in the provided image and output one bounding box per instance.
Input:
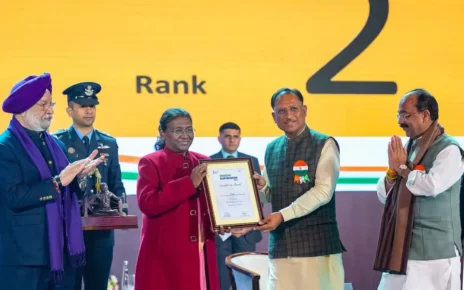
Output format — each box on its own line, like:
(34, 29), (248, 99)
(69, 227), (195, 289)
(53, 175), (63, 188)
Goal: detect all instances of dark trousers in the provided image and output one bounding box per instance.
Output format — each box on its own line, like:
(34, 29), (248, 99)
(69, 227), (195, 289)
(0, 259), (76, 290)
(217, 236), (257, 290)
(74, 245), (113, 290)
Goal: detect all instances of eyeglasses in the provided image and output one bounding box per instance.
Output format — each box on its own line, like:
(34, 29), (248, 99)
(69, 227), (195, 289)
(275, 106), (303, 116)
(396, 111), (422, 121)
(167, 128), (195, 136)
(36, 102), (56, 111)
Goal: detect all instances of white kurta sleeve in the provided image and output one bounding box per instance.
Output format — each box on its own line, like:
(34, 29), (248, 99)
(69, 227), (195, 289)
(376, 176), (390, 204)
(405, 145), (464, 197)
(279, 138), (340, 222)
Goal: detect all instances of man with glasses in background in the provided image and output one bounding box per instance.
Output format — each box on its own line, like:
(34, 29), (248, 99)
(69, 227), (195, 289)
(53, 82), (127, 290)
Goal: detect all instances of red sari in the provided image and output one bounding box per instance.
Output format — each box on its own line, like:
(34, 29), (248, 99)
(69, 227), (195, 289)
(134, 147), (219, 290)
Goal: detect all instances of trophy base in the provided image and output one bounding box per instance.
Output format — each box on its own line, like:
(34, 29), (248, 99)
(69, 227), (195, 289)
(81, 215), (138, 231)
(92, 209), (120, 216)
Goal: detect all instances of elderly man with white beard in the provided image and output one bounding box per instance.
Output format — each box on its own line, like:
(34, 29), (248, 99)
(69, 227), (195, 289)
(0, 73), (104, 290)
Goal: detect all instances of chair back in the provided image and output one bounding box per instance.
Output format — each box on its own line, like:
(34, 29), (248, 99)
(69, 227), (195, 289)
(225, 252), (269, 290)
(226, 252), (355, 290)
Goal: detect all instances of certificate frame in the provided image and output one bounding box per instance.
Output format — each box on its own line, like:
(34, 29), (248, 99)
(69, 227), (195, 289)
(200, 157), (264, 231)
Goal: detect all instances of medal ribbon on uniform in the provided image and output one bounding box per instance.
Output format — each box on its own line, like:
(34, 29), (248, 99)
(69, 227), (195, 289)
(293, 160), (310, 184)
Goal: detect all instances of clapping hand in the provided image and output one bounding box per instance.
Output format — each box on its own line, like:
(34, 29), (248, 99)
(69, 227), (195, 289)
(59, 150), (102, 186)
(78, 149), (105, 178)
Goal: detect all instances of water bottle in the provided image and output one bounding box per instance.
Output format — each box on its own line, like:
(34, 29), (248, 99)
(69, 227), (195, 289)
(121, 260), (130, 290)
(130, 274), (135, 290)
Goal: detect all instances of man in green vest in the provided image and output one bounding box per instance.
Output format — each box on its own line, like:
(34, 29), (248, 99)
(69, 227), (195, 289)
(254, 87), (346, 290)
(374, 89), (464, 290)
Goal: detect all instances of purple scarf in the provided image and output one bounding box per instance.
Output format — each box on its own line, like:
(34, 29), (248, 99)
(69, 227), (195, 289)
(8, 117), (85, 282)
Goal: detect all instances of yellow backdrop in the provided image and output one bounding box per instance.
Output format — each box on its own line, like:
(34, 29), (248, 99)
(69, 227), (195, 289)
(0, 0), (462, 137)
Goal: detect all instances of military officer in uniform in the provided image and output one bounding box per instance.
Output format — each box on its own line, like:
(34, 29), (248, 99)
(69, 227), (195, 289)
(53, 82), (126, 290)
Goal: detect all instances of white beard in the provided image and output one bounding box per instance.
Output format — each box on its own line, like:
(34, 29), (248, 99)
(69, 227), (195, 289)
(22, 111), (52, 132)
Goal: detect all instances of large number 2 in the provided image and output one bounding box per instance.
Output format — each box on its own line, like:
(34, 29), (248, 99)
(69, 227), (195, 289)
(306, 0), (397, 94)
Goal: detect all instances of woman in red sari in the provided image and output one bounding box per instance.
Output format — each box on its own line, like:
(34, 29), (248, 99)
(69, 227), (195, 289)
(134, 108), (219, 290)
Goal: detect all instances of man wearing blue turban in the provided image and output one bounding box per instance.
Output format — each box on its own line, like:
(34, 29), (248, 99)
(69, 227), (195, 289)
(0, 73), (104, 290)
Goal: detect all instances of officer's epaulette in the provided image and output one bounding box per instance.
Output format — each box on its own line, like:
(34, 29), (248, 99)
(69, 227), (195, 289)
(96, 129), (115, 139)
(51, 128), (67, 136)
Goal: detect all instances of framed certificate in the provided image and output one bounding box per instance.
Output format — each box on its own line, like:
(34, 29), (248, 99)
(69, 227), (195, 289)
(200, 157), (264, 231)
